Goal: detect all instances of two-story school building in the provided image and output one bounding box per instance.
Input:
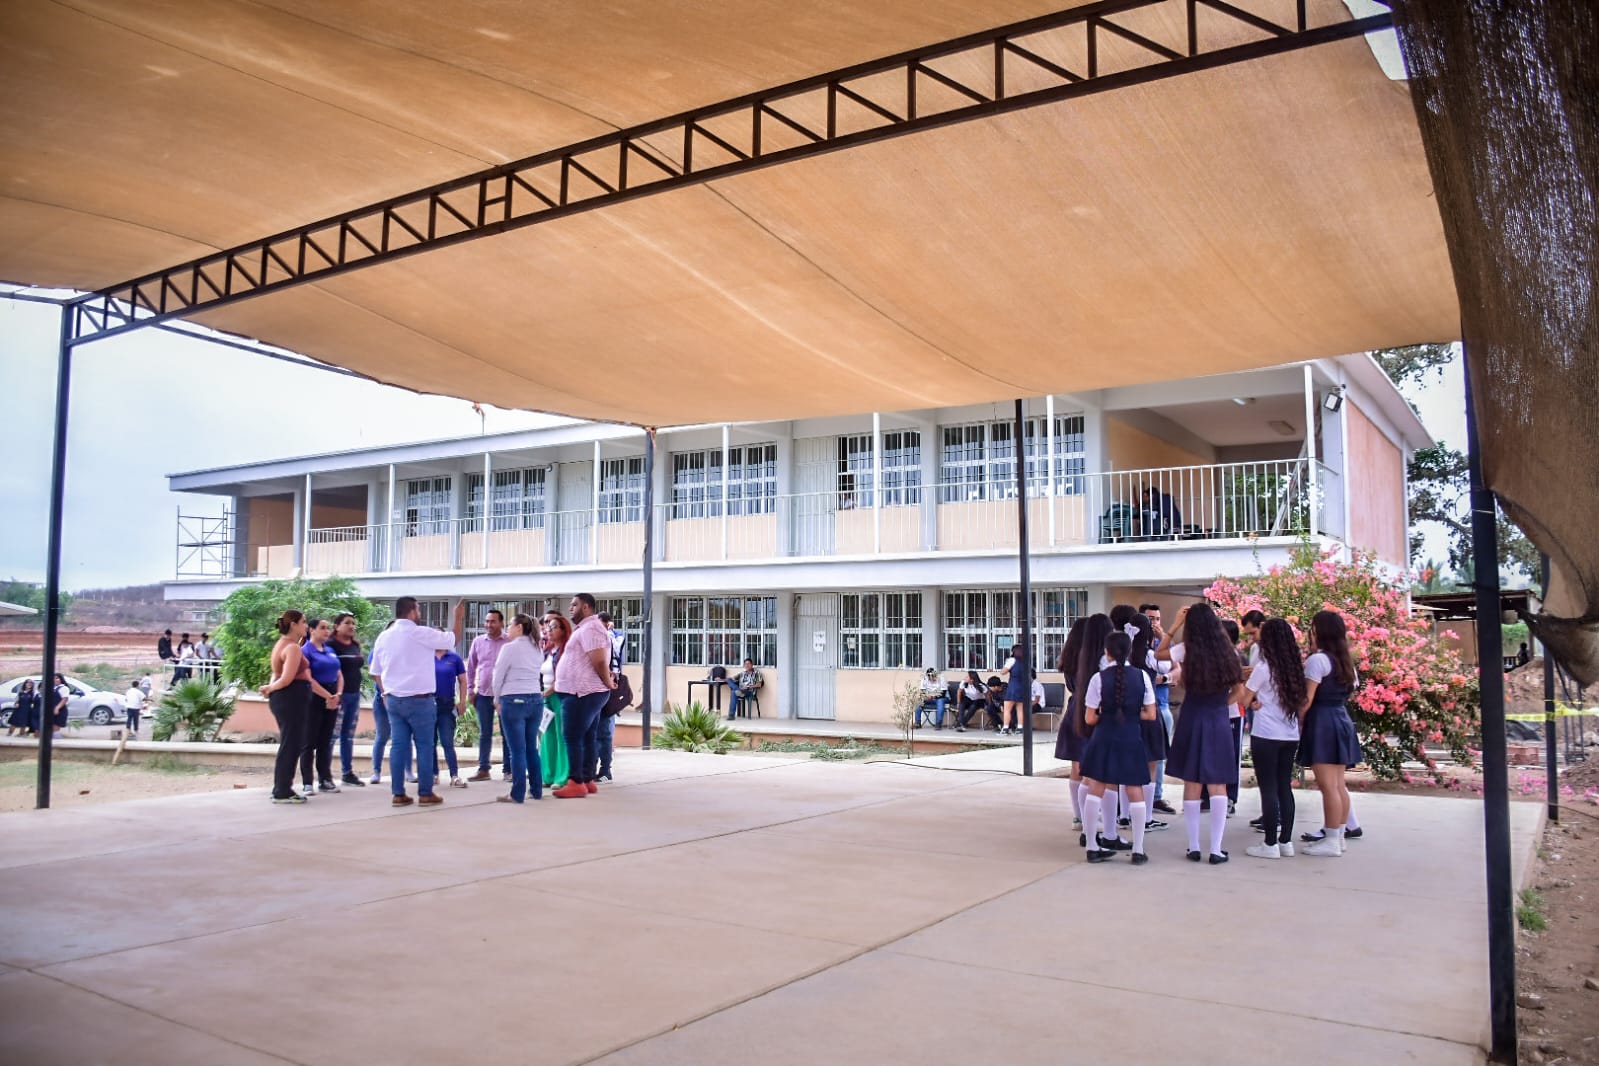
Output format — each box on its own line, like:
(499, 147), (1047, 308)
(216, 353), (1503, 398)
(164, 354), (1427, 723)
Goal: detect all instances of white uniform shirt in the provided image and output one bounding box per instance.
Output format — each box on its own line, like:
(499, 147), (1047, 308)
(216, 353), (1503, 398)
(1245, 659), (1299, 741)
(123, 686), (144, 711)
(370, 619), (459, 697)
(1084, 669), (1156, 709)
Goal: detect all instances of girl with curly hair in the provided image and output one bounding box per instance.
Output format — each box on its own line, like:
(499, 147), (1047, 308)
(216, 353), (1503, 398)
(1238, 618), (1305, 859)
(1298, 610), (1362, 857)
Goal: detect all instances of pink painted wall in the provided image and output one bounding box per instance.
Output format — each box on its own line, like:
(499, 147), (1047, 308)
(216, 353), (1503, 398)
(1345, 403), (1408, 565)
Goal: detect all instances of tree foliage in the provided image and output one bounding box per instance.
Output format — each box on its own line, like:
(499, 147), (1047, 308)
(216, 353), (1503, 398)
(1405, 444), (1538, 582)
(1206, 542), (1479, 779)
(214, 577), (390, 689)
(0, 579), (73, 614)
(1372, 343), (1455, 389)
(151, 677), (237, 742)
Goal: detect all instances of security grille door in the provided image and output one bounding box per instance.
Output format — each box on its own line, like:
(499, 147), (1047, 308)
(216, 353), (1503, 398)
(795, 593), (838, 720)
(793, 436), (836, 557)
(556, 462), (593, 565)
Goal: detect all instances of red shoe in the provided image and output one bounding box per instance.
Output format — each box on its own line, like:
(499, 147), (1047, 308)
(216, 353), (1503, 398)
(552, 780), (588, 799)
(585, 781), (598, 794)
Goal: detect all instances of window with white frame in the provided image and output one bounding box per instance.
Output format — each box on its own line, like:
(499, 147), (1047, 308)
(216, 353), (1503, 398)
(840, 591), (923, 668)
(938, 416), (1086, 501)
(599, 457), (645, 524)
(465, 468), (547, 531)
(942, 587), (1088, 671)
(837, 431), (921, 509)
(463, 600), (548, 645)
(402, 477), (453, 536)
(595, 596), (643, 665)
(670, 595), (776, 666)
(670, 444), (777, 518)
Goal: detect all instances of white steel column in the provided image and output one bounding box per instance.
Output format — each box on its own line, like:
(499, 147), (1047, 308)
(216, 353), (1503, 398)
(921, 587), (941, 673)
(295, 473), (309, 568)
(1045, 395), (1057, 547)
(720, 424), (731, 560)
(871, 412), (883, 554)
(481, 452), (491, 567)
(591, 440), (602, 562)
(1304, 365), (1320, 537)
(385, 463), (396, 571)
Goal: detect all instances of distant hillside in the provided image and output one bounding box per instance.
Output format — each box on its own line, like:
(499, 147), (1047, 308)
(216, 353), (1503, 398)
(0, 582), (215, 631)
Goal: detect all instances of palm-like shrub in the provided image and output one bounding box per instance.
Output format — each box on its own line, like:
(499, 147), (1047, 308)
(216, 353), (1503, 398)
(151, 678), (237, 742)
(655, 701), (742, 754)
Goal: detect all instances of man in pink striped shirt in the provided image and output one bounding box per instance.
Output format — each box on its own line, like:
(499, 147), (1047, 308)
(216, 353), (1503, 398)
(465, 608), (511, 781)
(551, 593), (616, 799)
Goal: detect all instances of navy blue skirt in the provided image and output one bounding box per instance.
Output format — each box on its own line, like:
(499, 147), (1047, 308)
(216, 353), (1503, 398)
(1080, 710), (1149, 786)
(1054, 696), (1090, 761)
(1298, 702), (1361, 768)
(1140, 714), (1167, 763)
(1165, 690), (1238, 785)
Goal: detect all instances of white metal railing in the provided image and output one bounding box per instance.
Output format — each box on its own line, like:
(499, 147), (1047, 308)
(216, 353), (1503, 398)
(276, 460), (1323, 578)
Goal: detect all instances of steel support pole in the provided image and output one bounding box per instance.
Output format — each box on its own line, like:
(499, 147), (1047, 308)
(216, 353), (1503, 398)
(1542, 554), (1558, 823)
(37, 309), (74, 809)
(1014, 399), (1034, 777)
(1464, 355), (1517, 1064)
(640, 428), (656, 749)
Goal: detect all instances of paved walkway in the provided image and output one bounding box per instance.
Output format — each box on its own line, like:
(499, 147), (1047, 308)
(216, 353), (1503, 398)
(0, 750), (1539, 1065)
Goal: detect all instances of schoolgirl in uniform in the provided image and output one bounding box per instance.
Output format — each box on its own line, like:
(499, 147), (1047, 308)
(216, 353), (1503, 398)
(1238, 617), (1304, 859)
(1298, 610), (1362, 857)
(1056, 613), (1112, 842)
(1156, 603), (1243, 864)
(1080, 630), (1159, 864)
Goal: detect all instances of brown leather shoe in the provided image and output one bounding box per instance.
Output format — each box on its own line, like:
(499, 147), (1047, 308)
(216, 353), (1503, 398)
(468, 769), (492, 782)
(391, 794), (414, 807)
(552, 780), (587, 799)
(585, 781), (598, 794)
(417, 793), (444, 806)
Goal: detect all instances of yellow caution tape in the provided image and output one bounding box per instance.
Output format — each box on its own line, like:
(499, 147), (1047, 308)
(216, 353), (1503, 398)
(1504, 709), (1595, 721)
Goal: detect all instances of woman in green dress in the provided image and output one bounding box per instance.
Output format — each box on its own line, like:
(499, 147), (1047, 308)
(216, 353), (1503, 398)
(539, 611), (572, 788)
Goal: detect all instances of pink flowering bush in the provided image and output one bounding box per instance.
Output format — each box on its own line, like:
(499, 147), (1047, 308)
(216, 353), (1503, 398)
(1205, 542), (1479, 779)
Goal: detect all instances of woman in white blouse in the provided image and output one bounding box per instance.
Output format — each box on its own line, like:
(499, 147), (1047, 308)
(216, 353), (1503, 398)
(492, 613), (547, 804)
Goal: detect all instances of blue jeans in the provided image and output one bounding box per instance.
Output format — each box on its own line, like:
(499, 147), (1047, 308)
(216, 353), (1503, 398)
(596, 714), (615, 778)
(433, 697), (459, 778)
(472, 693), (502, 774)
(337, 691), (361, 776)
(558, 690), (608, 785)
(385, 695), (438, 797)
(1154, 685), (1172, 802)
(371, 691), (391, 778)
(501, 693), (543, 801)
(917, 696), (947, 728)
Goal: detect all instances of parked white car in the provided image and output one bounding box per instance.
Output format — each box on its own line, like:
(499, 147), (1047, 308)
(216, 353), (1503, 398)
(0, 675), (126, 725)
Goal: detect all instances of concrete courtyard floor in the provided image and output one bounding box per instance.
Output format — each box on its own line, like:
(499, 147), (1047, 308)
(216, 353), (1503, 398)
(0, 749), (1540, 1065)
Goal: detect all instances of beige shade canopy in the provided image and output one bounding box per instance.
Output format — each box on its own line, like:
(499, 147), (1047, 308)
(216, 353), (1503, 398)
(0, 0), (1459, 426)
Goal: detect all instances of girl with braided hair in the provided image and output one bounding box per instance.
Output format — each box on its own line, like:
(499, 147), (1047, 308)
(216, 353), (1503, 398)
(1079, 630), (1159, 865)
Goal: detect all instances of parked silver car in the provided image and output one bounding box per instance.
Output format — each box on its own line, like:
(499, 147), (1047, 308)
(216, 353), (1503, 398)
(0, 675), (126, 726)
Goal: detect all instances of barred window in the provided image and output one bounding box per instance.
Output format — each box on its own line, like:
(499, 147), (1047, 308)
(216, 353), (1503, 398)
(670, 595), (776, 666)
(595, 596), (644, 664)
(841, 591), (923, 669)
(942, 587), (1089, 671)
(465, 468), (547, 531)
(839, 432), (922, 508)
(403, 477), (452, 536)
(938, 416), (1085, 501)
(599, 457), (646, 524)
(672, 444), (778, 518)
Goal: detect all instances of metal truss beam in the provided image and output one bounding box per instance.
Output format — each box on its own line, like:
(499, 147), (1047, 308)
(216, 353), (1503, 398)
(69, 0), (1392, 346)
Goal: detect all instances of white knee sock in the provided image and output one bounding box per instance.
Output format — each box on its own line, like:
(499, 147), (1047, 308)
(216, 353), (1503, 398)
(1345, 797), (1360, 831)
(1082, 793), (1103, 851)
(1119, 785), (1129, 814)
(1184, 800), (1202, 852)
(1070, 779), (1083, 822)
(1102, 789), (1119, 840)
(1130, 802), (1148, 855)
(1209, 797), (1228, 856)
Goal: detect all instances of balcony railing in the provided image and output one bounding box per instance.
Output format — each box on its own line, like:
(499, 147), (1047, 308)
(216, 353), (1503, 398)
(181, 460), (1331, 578)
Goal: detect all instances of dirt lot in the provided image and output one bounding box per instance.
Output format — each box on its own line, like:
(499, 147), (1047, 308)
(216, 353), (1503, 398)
(0, 758), (265, 813)
(1518, 796), (1599, 1065)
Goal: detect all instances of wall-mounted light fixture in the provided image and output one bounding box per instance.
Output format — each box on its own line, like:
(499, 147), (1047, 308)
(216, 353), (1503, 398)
(1323, 386), (1345, 412)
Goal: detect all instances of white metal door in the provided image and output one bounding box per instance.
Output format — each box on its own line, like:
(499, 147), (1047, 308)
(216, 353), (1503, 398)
(792, 436), (836, 557)
(794, 593), (838, 720)
(556, 462), (593, 565)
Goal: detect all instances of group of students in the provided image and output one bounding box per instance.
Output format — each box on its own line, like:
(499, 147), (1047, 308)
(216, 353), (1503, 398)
(1057, 601), (1363, 865)
(256, 594), (626, 807)
(157, 629), (220, 681)
(917, 661), (1045, 735)
(4, 676), (67, 737)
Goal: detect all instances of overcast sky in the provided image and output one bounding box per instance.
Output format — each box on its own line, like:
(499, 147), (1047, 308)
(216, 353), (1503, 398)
(0, 293), (1468, 590)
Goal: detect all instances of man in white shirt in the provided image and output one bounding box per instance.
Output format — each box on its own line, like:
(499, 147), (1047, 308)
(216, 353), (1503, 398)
(123, 683), (145, 736)
(370, 596), (465, 807)
(916, 668), (948, 729)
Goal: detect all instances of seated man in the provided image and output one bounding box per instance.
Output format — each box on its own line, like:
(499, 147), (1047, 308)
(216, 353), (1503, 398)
(725, 659), (763, 720)
(983, 675), (1006, 731)
(915, 668), (948, 729)
(1029, 674), (1047, 724)
(1140, 485), (1182, 537)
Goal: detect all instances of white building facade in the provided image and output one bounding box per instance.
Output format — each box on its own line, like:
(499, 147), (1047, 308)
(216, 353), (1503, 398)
(165, 356), (1427, 724)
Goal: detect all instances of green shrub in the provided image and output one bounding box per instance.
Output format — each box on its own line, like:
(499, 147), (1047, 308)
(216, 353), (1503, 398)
(655, 701), (742, 754)
(151, 678), (237, 743)
(454, 709), (481, 747)
(214, 577), (391, 689)
(1516, 888), (1548, 932)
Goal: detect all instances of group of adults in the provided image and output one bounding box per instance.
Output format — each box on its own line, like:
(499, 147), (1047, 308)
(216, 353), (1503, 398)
(157, 629), (221, 681)
(257, 593), (627, 806)
(916, 665), (1045, 734)
(1056, 601), (1362, 866)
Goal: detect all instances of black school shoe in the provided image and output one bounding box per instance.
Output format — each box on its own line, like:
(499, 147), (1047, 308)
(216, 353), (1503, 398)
(1302, 828), (1361, 843)
(1130, 852), (1150, 866)
(1208, 851), (1230, 865)
(1186, 850), (1202, 862)
(1153, 800), (1176, 815)
(1097, 834), (1132, 851)
(1086, 849), (1115, 864)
